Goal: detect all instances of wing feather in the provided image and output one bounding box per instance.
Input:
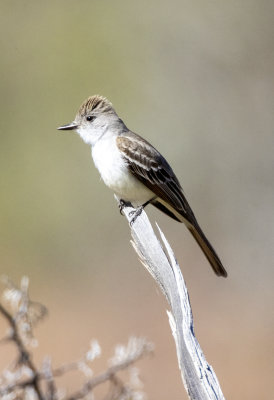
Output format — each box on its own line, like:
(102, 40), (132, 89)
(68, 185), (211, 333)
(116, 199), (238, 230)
(116, 132), (196, 224)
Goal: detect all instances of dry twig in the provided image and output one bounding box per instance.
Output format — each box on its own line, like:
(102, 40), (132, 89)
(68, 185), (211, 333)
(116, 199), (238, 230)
(0, 277), (152, 400)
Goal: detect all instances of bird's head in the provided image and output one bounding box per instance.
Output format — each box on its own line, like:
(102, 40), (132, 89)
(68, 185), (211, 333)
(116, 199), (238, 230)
(58, 95), (120, 146)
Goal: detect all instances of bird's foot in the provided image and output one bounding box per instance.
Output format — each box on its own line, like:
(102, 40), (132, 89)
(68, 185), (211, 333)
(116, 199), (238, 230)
(129, 206), (144, 226)
(119, 199), (132, 215)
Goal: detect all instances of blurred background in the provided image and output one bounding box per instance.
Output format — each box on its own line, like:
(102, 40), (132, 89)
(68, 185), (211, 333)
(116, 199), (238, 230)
(0, 1), (273, 398)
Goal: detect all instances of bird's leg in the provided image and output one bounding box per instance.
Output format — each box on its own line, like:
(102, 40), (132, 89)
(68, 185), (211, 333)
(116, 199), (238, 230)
(119, 199), (133, 215)
(129, 197), (157, 226)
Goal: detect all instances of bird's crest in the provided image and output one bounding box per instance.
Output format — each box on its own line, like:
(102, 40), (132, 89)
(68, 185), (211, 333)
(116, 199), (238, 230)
(78, 95), (114, 116)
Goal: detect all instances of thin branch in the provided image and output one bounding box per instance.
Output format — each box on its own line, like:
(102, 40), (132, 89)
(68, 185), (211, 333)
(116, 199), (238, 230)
(0, 313), (152, 400)
(65, 340), (152, 400)
(43, 357), (58, 400)
(0, 303), (44, 400)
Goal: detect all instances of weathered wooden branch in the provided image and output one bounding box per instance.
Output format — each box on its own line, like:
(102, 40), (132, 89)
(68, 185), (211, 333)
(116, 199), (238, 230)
(119, 200), (226, 400)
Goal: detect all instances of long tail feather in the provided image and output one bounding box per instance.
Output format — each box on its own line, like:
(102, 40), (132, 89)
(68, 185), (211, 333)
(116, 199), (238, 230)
(188, 223), (227, 277)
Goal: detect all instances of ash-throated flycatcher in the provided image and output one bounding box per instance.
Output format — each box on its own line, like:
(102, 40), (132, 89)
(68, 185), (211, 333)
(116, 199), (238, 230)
(58, 95), (227, 277)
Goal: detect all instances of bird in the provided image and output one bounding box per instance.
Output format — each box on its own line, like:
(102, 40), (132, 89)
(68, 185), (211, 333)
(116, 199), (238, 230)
(58, 95), (227, 277)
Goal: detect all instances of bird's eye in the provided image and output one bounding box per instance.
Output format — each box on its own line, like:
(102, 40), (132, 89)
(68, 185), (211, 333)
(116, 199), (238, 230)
(86, 115), (95, 122)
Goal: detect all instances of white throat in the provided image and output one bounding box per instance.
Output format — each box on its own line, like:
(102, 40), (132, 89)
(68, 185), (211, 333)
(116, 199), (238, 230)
(76, 124), (108, 147)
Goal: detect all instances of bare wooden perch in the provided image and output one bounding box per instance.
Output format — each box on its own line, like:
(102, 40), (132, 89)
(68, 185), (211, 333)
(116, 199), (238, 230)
(120, 200), (226, 400)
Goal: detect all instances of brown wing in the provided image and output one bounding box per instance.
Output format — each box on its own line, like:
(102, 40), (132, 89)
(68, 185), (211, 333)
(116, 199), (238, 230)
(116, 132), (197, 224)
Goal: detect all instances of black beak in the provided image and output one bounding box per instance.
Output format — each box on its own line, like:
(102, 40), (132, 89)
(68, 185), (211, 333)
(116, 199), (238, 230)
(57, 122), (78, 131)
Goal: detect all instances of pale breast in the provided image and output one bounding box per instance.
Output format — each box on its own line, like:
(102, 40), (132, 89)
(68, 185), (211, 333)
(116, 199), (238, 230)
(91, 135), (153, 205)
